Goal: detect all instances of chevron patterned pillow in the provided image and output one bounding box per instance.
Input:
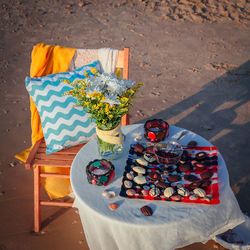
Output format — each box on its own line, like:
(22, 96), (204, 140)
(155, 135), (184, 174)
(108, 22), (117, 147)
(26, 61), (101, 154)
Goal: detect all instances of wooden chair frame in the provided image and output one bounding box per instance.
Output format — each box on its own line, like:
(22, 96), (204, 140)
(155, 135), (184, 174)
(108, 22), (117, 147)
(25, 48), (130, 232)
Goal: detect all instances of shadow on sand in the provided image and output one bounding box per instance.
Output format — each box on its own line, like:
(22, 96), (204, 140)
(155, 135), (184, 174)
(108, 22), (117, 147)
(136, 60), (250, 215)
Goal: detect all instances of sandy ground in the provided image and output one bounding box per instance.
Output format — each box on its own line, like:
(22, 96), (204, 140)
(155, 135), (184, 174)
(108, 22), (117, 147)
(0, 0), (250, 249)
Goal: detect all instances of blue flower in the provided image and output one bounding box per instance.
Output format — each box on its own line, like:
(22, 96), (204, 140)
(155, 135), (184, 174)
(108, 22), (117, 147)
(101, 93), (121, 106)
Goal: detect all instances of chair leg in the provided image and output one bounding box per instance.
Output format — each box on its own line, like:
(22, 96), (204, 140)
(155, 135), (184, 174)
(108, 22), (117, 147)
(34, 165), (41, 232)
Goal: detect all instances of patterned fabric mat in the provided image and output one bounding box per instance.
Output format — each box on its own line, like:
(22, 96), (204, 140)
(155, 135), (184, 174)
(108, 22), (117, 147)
(119, 142), (220, 205)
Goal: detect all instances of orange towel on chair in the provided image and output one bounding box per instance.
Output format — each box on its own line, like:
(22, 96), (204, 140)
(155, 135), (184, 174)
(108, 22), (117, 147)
(15, 43), (76, 199)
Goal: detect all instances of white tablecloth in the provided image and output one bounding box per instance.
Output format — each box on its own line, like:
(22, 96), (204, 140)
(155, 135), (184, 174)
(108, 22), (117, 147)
(70, 124), (245, 250)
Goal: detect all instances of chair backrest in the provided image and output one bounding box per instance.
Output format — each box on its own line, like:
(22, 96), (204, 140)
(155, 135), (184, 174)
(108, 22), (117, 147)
(116, 48), (129, 80)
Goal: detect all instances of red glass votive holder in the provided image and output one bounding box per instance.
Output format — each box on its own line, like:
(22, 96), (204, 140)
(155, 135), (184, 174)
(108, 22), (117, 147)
(144, 119), (169, 143)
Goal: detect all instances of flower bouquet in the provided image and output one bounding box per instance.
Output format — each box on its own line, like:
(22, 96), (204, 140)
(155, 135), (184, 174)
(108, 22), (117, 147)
(65, 70), (143, 160)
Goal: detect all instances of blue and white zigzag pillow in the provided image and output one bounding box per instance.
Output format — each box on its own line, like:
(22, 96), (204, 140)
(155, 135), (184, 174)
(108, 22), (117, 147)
(26, 61), (101, 154)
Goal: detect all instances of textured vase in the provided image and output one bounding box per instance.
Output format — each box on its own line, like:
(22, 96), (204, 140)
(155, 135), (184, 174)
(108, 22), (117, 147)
(96, 124), (125, 160)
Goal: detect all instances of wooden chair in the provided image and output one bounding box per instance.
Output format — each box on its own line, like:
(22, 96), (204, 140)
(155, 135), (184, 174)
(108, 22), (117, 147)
(25, 48), (130, 233)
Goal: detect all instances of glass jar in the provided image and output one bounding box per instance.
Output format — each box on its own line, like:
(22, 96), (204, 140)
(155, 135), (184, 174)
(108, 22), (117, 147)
(96, 124), (125, 161)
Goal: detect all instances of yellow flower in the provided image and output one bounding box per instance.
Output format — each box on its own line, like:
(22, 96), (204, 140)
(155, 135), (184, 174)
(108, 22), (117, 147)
(105, 103), (110, 112)
(90, 67), (99, 75)
(121, 97), (129, 103)
(84, 71), (89, 78)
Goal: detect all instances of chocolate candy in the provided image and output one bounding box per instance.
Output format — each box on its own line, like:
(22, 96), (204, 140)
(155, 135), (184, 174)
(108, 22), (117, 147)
(193, 161), (206, 169)
(140, 205), (153, 216)
(189, 182), (200, 190)
(180, 150), (189, 161)
(167, 174), (181, 182)
(148, 172), (160, 181)
(179, 163), (192, 172)
(184, 174), (199, 182)
(187, 140), (198, 147)
(134, 143), (145, 153)
(200, 171), (213, 179)
(145, 146), (154, 154)
(196, 152), (207, 161)
(200, 179), (211, 189)
(156, 181), (170, 189)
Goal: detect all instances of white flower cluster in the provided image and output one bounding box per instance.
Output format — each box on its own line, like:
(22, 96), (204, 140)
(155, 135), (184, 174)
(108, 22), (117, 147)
(85, 73), (136, 106)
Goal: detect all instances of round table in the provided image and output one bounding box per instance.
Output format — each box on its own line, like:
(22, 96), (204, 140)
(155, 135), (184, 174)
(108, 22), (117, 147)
(70, 124), (245, 250)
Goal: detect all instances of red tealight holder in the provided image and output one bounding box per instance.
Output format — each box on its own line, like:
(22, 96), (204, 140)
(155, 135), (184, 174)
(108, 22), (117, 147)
(144, 119), (169, 143)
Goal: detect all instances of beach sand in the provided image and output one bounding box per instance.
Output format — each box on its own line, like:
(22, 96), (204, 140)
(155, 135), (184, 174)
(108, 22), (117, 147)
(0, 0), (249, 249)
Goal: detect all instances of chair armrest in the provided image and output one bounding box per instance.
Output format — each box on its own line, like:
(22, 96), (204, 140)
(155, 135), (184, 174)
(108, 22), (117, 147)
(25, 139), (43, 170)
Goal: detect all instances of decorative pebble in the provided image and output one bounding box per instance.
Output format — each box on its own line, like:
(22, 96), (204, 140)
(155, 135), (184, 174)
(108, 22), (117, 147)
(102, 190), (108, 197)
(126, 172), (134, 180)
(9, 161), (17, 168)
(102, 190), (116, 199)
(124, 180), (133, 188)
(134, 136), (143, 142)
(134, 175), (147, 185)
(193, 188), (206, 197)
(140, 205), (153, 216)
(177, 187), (190, 197)
(189, 194), (198, 200)
(143, 185), (150, 191)
(163, 187), (174, 198)
(149, 187), (160, 197)
(136, 157), (148, 166)
(204, 195), (213, 202)
(132, 166), (146, 174)
(126, 189), (136, 196)
(171, 194), (182, 201)
(144, 153), (155, 163)
(109, 203), (119, 210)
(141, 189), (149, 196)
